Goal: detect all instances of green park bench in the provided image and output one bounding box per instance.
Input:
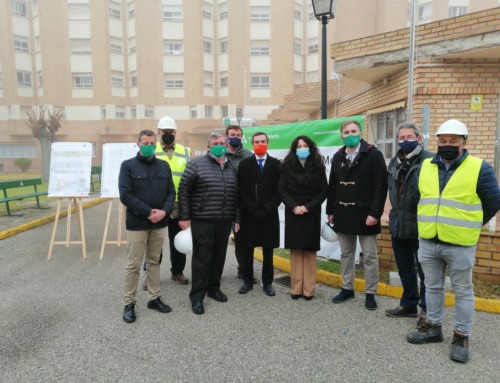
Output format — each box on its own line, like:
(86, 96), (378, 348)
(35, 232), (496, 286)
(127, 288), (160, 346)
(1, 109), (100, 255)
(0, 178), (49, 216)
(90, 166), (102, 192)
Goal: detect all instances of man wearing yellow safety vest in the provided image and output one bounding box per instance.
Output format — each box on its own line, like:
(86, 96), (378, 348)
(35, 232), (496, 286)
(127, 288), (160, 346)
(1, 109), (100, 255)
(406, 119), (500, 364)
(142, 116), (191, 288)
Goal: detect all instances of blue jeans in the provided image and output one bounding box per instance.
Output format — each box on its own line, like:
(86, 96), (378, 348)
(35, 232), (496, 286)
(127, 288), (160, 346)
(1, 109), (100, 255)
(391, 236), (426, 311)
(418, 239), (475, 335)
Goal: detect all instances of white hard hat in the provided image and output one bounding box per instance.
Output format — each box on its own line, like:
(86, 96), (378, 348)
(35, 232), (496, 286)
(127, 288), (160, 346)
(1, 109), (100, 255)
(174, 227), (192, 255)
(157, 116), (177, 130)
(436, 119), (468, 139)
(321, 222), (339, 242)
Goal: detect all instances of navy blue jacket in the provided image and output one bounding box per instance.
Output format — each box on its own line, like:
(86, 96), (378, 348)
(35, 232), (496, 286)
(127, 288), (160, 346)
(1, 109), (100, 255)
(119, 152), (175, 230)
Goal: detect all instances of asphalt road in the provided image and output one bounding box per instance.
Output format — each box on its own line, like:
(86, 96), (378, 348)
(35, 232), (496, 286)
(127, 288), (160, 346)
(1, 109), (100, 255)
(0, 201), (499, 383)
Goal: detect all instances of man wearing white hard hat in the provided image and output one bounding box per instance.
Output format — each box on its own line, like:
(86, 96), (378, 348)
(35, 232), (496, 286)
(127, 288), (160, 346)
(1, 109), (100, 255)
(142, 116), (191, 289)
(407, 119), (500, 363)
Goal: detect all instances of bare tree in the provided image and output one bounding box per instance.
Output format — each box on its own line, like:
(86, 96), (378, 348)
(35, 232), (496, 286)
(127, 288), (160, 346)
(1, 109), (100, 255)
(25, 107), (64, 181)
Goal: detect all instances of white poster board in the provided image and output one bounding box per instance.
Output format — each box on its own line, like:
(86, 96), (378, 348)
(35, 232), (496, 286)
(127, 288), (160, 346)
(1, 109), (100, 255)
(101, 143), (138, 198)
(48, 142), (93, 197)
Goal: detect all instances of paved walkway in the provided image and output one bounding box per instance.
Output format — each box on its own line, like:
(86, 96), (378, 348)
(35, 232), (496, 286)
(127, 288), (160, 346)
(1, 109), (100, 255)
(1, 200), (499, 382)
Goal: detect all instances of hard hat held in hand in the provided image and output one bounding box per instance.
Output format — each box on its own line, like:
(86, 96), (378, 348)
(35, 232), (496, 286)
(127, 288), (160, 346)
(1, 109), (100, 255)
(174, 227), (192, 255)
(321, 222), (339, 242)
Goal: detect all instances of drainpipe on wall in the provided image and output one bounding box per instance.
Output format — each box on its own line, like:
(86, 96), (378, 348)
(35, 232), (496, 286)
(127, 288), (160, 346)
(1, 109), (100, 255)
(407, 0), (416, 121)
(490, 92), (500, 232)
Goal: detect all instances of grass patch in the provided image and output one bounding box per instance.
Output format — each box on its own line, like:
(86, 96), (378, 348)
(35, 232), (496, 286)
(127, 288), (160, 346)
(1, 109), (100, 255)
(274, 248), (496, 299)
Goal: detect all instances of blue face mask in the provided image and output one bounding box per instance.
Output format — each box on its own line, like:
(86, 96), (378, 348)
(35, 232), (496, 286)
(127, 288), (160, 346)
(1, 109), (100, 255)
(296, 148), (310, 159)
(227, 137), (242, 148)
(398, 140), (419, 154)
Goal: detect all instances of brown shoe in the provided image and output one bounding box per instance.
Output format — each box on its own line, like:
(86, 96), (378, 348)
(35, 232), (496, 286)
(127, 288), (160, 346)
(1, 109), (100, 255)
(141, 279), (148, 291)
(171, 273), (189, 285)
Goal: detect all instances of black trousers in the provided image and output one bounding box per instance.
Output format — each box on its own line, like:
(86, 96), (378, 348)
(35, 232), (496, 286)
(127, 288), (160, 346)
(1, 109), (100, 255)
(234, 229), (245, 270)
(189, 220), (232, 303)
(241, 247), (274, 286)
(168, 217), (186, 275)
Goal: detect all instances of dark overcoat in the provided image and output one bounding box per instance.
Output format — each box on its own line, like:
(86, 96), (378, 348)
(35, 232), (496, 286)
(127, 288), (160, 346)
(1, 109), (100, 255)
(238, 155), (281, 248)
(326, 140), (388, 235)
(278, 160), (328, 251)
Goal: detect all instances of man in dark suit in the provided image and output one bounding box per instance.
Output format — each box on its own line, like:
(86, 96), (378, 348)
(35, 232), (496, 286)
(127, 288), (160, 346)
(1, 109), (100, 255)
(237, 132), (281, 296)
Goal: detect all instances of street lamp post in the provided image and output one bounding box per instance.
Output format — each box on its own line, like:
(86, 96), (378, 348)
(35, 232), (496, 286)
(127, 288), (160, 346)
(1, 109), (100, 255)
(236, 107), (243, 126)
(312, 0), (337, 120)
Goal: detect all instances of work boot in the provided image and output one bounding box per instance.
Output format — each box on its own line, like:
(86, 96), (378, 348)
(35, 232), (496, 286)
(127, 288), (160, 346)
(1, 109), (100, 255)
(450, 331), (470, 363)
(416, 311), (427, 329)
(406, 322), (444, 344)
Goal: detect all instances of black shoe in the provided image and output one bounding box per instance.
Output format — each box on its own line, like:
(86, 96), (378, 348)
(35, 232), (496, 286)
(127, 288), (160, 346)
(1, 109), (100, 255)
(386, 305), (418, 317)
(407, 322), (444, 344)
(304, 296), (314, 301)
(331, 288), (355, 303)
(263, 285), (276, 297)
(207, 290), (228, 302)
(450, 331), (470, 363)
(291, 294), (302, 300)
(123, 303), (136, 323)
(365, 294), (377, 310)
(147, 297), (172, 313)
(239, 283), (253, 294)
(237, 271), (257, 284)
(192, 300), (204, 315)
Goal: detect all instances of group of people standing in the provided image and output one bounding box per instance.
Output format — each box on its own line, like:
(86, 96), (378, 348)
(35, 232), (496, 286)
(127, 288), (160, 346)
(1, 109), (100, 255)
(118, 116), (500, 364)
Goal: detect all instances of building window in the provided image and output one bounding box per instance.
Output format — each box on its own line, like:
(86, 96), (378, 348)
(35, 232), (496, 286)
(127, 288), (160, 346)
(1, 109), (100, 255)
(250, 41), (270, 56)
(68, 4), (90, 20)
(108, 1), (121, 19)
(205, 105), (213, 118)
(37, 71), (43, 87)
(221, 105), (228, 118)
(307, 4), (315, 20)
(115, 107), (126, 119)
(163, 5), (183, 21)
(130, 71), (137, 87)
(203, 39), (213, 54)
(308, 38), (319, 54)
(294, 3), (302, 20)
(219, 72), (228, 87)
(17, 71), (32, 86)
(202, 2), (212, 19)
(164, 74), (184, 88)
(70, 39), (91, 55)
(164, 40), (183, 55)
(14, 36), (30, 52)
(417, 1), (432, 21)
(11, 0), (27, 17)
(251, 74), (270, 88)
(0, 144), (36, 158)
(111, 71), (124, 87)
(204, 71), (213, 88)
(127, 1), (135, 18)
(131, 106), (137, 119)
(373, 108), (407, 159)
(72, 74), (93, 88)
(0, 74), (3, 88)
(145, 107), (154, 119)
(101, 106), (107, 119)
(190, 106), (197, 118)
(250, 6), (270, 22)
(110, 38), (123, 54)
(128, 37), (136, 53)
(294, 39), (302, 55)
(219, 39), (228, 54)
(449, 6), (468, 17)
(219, 2), (227, 20)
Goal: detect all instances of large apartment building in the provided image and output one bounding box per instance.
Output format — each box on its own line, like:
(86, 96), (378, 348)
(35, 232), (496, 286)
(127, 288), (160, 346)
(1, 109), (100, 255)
(0, 0), (497, 170)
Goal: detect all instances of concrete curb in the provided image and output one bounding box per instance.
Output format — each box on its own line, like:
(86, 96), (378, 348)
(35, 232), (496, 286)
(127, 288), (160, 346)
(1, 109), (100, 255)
(253, 248), (500, 314)
(0, 198), (108, 240)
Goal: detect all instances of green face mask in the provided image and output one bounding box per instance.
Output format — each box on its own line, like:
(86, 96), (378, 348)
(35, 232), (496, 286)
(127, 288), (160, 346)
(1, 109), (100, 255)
(343, 135), (360, 148)
(209, 145), (227, 159)
(140, 145), (155, 158)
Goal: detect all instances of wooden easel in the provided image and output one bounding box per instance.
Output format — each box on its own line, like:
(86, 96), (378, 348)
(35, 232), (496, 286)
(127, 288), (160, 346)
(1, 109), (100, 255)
(100, 199), (127, 259)
(47, 197), (87, 260)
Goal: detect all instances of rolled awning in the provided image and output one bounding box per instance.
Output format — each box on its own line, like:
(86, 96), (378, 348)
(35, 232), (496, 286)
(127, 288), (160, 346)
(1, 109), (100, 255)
(366, 100), (406, 115)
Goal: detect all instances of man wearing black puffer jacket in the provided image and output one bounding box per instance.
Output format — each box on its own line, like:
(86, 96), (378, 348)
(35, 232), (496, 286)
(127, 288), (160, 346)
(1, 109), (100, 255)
(178, 133), (239, 315)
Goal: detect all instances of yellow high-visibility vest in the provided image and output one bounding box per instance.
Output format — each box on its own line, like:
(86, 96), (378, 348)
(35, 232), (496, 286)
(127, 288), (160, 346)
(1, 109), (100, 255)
(417, 155), (483, 246)
(155, 142), (191, 200)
